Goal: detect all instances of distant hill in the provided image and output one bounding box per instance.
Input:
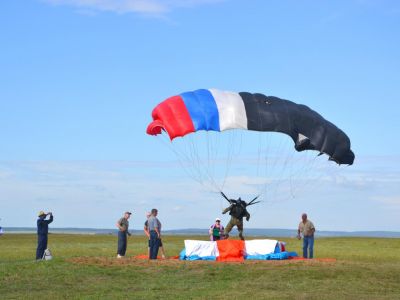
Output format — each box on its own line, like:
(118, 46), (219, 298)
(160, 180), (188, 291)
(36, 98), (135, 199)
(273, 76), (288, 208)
(2, 227), (400, 238)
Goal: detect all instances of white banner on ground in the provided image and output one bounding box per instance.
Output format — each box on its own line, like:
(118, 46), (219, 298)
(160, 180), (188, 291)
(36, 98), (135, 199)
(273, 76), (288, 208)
(184, 240), (219, 257)
(244, 239), (278, 256)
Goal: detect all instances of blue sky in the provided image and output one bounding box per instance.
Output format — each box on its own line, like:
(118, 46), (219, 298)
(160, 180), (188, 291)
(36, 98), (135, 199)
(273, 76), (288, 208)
(0, 0), (399, 232)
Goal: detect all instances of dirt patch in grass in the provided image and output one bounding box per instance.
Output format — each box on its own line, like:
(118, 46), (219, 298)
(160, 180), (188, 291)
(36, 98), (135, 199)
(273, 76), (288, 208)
(67, 256), (336, 268)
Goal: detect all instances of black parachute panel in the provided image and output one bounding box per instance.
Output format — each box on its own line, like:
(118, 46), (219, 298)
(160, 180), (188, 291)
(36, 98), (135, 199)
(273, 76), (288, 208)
(239, 92), (355, 165)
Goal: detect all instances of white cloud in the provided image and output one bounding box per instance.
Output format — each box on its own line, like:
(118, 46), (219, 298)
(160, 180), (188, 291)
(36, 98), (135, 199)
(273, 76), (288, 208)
(371, 196), (400, 209)
(1, 156), (400, 231)
(43, 0), (225, 16)
(172, 205), (183, 211)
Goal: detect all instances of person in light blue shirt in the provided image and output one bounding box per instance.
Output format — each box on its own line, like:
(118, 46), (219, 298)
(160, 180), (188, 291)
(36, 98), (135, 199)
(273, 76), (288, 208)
(147, 208), (161, 259)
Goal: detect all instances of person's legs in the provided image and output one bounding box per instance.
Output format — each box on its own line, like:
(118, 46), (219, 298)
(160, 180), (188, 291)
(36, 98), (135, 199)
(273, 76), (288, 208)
(149, 233), (154, 259)
(43, 235), (48, 252)
(237, 222), (244, 240)
(36, 235), (46, 260)
(303, 237), (309, 258)
(224, 220), (234, 239)
(159, 239), (166, 258)
(154, 237), (160, 258)
(149, 231), (159, 259)
(36, 243), (42, 260)
(308, 237), (314, 258)
(117, 231), (126, 256)
(121, 233), (127, 256)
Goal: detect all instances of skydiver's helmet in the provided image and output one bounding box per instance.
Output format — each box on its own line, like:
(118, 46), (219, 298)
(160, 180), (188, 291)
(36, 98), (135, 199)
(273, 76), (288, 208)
(238, 198), (247, 207)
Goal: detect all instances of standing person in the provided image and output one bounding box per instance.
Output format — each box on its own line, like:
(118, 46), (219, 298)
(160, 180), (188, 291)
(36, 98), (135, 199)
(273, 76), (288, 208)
(116, 211), (132, 258)
(148, 208), (161, 259)
(209, 218), (225, 241)
(36, 211), (53, 260)
(144, 212), (151, 257)
(297, 213), (316, 259)
(144, 212), (166, 259)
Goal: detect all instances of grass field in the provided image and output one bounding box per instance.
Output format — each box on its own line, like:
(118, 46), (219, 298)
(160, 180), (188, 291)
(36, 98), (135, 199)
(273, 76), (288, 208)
(1, 234), (399, 299)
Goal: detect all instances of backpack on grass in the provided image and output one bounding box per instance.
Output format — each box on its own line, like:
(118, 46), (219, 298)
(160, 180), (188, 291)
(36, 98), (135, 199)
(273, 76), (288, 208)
(42, 248), (53, 260)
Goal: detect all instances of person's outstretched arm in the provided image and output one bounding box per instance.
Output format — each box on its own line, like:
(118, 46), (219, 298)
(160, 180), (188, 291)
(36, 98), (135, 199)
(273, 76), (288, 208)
(222, 205), (232, 214)
(46, 213), (54, 224)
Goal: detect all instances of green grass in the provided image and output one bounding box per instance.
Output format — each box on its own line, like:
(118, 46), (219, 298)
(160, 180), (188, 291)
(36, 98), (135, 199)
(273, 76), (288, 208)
(1, 234), (399, 299)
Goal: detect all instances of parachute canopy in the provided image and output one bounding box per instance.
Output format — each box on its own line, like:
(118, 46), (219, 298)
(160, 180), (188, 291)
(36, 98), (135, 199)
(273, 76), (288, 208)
(147, 89), (355, 165)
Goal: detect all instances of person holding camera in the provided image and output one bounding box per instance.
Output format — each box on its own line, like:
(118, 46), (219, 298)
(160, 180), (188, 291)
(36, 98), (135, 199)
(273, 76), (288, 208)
(36, 211), (53, 260)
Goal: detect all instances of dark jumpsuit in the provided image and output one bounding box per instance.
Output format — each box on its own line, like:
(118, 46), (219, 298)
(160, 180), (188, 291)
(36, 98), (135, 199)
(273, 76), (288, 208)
(36, 215), (53, 260)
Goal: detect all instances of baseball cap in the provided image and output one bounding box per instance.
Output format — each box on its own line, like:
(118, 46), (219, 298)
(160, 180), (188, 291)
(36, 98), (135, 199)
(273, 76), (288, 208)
(125, 211), (132, 215)
(38, 211), (46, 217)
(215, 218), (221, 221)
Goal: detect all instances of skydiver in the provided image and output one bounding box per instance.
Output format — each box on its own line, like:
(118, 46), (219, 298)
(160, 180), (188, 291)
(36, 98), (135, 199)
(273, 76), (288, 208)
(220, 192), (260, 240)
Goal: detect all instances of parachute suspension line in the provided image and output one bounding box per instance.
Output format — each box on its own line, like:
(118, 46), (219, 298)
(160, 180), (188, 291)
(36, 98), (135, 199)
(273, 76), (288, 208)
(156, 134), (212, 190)
(179, 132), (224, 193)
(221, 130), (241, 191)
(157, 130), (252, 194)
(257, 133), (303, 207)
(282, 139), (308, 203)
(206, 131), (223, 192)
(259, 133), (276, 204)
(288, 151), (330, 198)
(288, 150), (314, 197)
(256, 131), (268, 202)
(187, 135), (219, 191)
(286, 147), (318, 198)
(256, 97), (270, 202)
(203, 132), (237, 211)
(202, 131), (223, 192)
(177, 137), (205, 186)
(267, 135), (289, 202)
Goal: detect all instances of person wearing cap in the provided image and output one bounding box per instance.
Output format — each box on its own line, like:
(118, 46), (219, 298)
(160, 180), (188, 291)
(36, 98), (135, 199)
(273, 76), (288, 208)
(209, 218), (225, 241)
(144, 212), (166, 259)
(116, 211), (132, 258)
(36, 211), (53, 260)
(297, 213), (316, 258)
